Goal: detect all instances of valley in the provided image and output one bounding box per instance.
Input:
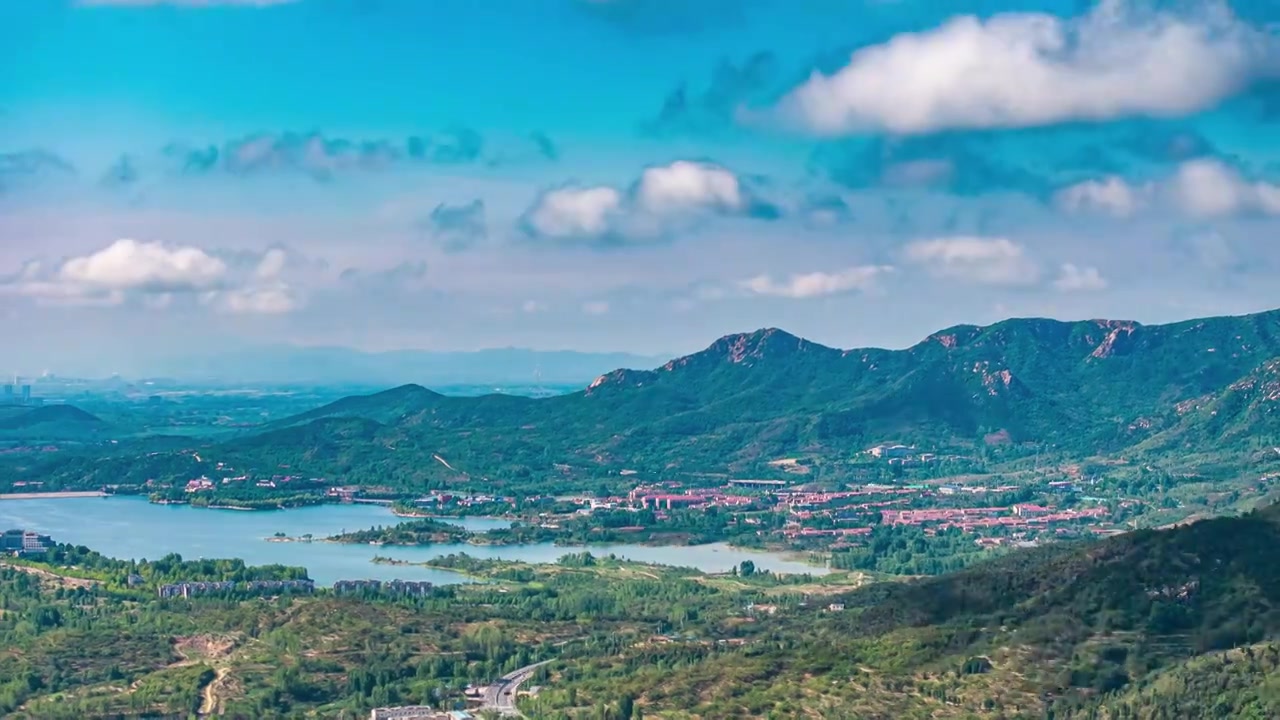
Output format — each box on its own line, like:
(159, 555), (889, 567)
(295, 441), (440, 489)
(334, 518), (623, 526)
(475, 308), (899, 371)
(7, 501), (1280, 718)
(3, 308), (1280, 718)
(10, 0), (1280, 715)
(3, 309), (1278, 574)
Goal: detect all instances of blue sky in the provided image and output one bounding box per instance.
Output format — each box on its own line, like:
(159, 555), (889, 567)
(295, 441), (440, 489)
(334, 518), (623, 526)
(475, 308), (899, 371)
(2, 0), (1279, 374)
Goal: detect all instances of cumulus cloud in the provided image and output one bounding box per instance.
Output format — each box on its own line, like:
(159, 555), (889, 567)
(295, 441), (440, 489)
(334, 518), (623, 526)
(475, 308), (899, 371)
(523, 186), (624, 240)
(217, 285), (298, 314)
(903, 236), (1041, 286)
(634, 161), (745, 214)
(1170, 158), (1280, 218)
(521, 160), (777, 244)
(1056, 159), (1280, 219)
(740, 265), (891, 299)
(1053, 263), (1108, 292)
(253, 248), (288, 280)
(60, 239), (227, 293)
(775, 0), (1275, 134)
(0, 239), (300, 314)
(1055, 176), (1147, 217)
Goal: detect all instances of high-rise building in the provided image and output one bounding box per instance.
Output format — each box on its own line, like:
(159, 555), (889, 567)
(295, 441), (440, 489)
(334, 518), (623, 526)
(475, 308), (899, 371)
(1, 385), (12, 403)
(20, 385), (31, 405)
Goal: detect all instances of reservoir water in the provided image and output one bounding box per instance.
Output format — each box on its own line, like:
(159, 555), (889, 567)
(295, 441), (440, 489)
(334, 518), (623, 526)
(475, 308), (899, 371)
(0, 496), (827, 586)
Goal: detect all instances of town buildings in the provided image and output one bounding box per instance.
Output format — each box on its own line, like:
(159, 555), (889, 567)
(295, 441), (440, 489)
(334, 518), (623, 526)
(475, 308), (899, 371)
(158, 578), (314, 598)
(0, 529), (53, 556)
(334, 579), (433, 596)
(865, 443), (913, 459)
(0, 383), (39, 407)
(158, 581), (235, 598)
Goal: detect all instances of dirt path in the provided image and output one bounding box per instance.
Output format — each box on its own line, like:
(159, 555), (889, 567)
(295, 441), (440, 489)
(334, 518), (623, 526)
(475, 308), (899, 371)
(0, 561), (97, 589)
(200, 667), (229, 716)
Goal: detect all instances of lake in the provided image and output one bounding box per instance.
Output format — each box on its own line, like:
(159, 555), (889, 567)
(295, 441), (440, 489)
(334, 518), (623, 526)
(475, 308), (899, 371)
(0, 496), (828, 586)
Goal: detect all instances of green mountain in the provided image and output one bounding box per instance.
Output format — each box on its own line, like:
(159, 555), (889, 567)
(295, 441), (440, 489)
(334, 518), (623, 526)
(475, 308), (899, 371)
(850, 501), (1280, 646)
(205, 309), (1280, 482)
(12, 308), (1280, 491)
(579, 501), (1280, 718)
(9, 496), (1280, 718)
(0, 404), (104, 436)
(1139, 356), (1280, 450)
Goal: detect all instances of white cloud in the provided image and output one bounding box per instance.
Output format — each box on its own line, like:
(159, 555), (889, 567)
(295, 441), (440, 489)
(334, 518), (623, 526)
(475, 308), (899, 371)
(775, 0), (1273, 134)
(218, 284), (298, 314)
(634, 161), (744, 214)
(521, 299), (545, 313)
(59, 239), (227, 292)
(524, 186), (623, 240)
(1169, 159), (1280, 218)
(1056, 160), (1280, 220)
(522, 160), (772, 243)
(741, 265), (891, 299)
(581, 300), (610, 315)
(1053, 263), (1108, 292)
(0, 239), (300, 314)
(1055, 176), (1147, 218)
(904, 236), (1041, 286)
(254, 248), (288, 279)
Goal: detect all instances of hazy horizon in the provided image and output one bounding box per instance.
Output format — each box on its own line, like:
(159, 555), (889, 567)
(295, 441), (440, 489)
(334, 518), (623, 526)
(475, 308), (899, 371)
(3, 0), (1279, 373)
(8, 303), (1280, 382)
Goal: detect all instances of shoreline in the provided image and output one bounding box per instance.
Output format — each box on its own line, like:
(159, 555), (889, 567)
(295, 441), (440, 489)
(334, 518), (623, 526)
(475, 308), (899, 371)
(0, 491), (107, 500)
(1, 494), (826, 570)
(338, 535), (829, 570)
(150, 498), (331, 512)
(391, 508), (519, 521)
(372, 557), (491, 582)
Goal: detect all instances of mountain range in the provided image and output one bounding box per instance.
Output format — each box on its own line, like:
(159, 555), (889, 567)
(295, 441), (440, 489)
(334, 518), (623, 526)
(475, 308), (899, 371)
(142, 346), (670, 385)
(16, 308), (1280, 490)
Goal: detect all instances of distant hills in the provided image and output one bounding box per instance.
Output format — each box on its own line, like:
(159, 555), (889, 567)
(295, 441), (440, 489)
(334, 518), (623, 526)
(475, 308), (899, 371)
(144, 346), (669, 385)
(14, 308), (1280, 488)
(205, 308), (1280, 485)
(0, 405), (103, 436)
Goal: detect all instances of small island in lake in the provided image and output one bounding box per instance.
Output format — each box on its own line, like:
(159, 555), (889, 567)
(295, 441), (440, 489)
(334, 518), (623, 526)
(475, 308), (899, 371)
(327, 518), (475, 546)
(324, 507), (788, 552)
(265, 532), (316, 543)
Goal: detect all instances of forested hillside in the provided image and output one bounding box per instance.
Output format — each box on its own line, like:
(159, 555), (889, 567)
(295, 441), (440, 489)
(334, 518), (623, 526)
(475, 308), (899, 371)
(10, 503), (1280, 718)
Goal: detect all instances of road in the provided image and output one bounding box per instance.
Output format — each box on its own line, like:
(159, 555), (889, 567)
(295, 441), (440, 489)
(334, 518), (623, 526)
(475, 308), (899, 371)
(479, 660), (552, 717)
(199, 667), (229, 716)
